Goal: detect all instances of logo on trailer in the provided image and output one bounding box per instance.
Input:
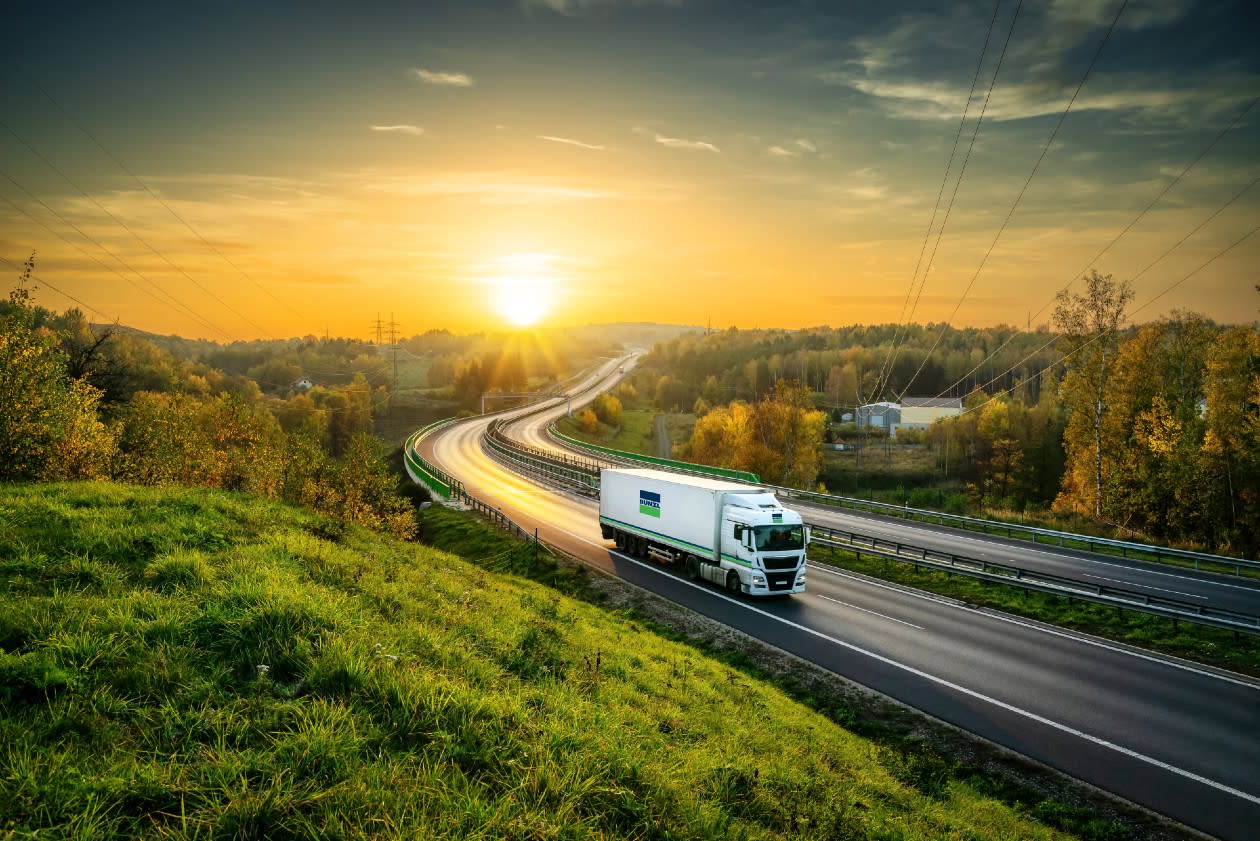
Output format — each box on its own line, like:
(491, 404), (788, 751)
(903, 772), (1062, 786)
(772, 512), (783, 523)
(639, 490), (661, 518)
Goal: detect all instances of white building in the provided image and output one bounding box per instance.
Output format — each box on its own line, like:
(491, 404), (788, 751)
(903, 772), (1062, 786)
(897, 397), (962, 433)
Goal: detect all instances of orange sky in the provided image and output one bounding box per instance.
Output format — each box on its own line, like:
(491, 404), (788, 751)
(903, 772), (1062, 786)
(2, 1), (1257, 340)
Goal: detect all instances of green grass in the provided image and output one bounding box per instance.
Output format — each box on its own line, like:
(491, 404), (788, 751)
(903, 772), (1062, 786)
(812, 544), (1260, 678)
(0, 481), (1091, 840)
(556, 408), (657, 455)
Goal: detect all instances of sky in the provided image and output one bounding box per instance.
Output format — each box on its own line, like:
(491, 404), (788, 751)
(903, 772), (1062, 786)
(1, 0), (1257, 341)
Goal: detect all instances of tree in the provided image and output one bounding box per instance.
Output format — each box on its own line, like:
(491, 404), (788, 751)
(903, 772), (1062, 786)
(592, 393), (622, 426)
(1053, 271), (1134, 517)
(1199, 325), (1260, 551)
(0, 260), (114, 480)
(575, 408), (599, 434)
(685, 380), (826, 487)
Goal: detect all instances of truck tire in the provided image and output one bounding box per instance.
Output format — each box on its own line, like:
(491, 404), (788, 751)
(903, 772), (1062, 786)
(636, 537), (648, 557)
(726, 570), (741, 594)
(615, 531), (626, 551)
(686, 555), (700, 580)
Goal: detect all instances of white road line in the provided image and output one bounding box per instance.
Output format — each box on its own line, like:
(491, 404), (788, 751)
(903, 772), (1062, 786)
(1082, 573), (1209, 599)
(804, 506), (1260, 592)
(586, 541), (1260, 807)
(809, 563), (1260, 690)
(816, 594), (923, 629)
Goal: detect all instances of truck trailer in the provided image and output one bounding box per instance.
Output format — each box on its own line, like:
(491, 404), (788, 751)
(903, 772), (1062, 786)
(598, 467), (808, 596)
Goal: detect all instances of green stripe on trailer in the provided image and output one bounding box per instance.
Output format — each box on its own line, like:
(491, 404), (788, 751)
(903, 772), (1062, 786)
(598, 516), (753, 567)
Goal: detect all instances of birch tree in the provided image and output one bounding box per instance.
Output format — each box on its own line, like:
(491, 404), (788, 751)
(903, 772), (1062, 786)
(1052, 271), (1133, 517)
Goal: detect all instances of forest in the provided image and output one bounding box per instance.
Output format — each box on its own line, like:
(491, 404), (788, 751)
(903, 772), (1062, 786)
(5, 254), (1257, 555)
(623, 276), (1259, 555)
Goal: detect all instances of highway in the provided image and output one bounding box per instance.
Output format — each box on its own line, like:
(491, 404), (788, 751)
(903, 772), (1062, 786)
(417, 357), (1260, 840)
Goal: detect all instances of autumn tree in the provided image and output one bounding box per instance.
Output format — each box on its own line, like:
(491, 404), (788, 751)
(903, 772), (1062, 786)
(0, 261), (114, 480)
(1198, 325), (1260, 551)
(686, 380), (826, 487)
(575, 408), (599, 434)
(1053, 271), (1134, 517)
(591, 392), (622, 427)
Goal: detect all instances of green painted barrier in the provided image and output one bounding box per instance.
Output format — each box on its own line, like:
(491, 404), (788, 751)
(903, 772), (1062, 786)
(406, 418), (464, 501)
(550, 426), (761, 484)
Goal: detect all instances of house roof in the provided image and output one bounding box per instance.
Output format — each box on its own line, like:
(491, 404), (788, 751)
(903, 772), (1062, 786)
(902, 397), (962, 409)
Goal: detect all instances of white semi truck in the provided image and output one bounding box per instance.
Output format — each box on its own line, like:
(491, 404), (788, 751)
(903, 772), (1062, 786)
(598, 467), (808, 596)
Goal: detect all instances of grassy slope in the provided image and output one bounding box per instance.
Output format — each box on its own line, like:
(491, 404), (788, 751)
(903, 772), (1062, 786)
(0, 482), (1074, 841)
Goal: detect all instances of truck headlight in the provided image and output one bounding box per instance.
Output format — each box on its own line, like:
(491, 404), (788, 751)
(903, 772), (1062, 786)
(751, 574), (766, 586)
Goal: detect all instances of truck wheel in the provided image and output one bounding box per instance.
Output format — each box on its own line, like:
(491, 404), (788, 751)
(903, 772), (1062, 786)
(636, 537), (648, 557)
(725, 571), (741, 594)
(686, 555), (700, 580)
(615, 531), (626, 551)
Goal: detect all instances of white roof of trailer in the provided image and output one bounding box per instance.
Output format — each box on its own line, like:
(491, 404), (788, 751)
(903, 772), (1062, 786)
(602, 467), (761, 493)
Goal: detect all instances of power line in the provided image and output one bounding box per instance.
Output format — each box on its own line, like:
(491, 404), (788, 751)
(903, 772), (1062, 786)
(954, 220), (1258, 422)
(933, 91), (1260, 399)
(0, 117), (273, 337)
(0, 175), (234, 338)
(875, 0), (1025, 401)
(1130, 219), (1259, 320)
(0, 253), (118, 323)
(874, 0), (1005, 399)
(898, 0), (1129, 402)
(18, 71), (314, 327)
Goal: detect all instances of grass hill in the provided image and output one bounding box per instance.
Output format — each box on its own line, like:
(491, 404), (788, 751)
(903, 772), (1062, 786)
(0, 482), (1080, 840)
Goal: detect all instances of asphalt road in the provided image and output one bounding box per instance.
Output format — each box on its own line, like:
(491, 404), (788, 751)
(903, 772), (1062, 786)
(417, 360), (1260, 840)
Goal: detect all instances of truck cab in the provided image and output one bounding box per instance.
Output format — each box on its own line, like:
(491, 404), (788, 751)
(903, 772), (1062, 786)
(710, 494), (807, 595)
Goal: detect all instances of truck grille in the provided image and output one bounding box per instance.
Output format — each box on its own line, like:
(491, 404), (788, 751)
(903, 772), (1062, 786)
(767, 574), (796, 591)
(762, 555), (799, 571)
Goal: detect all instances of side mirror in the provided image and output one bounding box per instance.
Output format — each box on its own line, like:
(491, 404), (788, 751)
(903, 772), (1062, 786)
(803, 526), (811, 544)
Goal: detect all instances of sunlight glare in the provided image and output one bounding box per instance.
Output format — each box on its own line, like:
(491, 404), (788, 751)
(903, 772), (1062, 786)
(488, 253), (560, 328)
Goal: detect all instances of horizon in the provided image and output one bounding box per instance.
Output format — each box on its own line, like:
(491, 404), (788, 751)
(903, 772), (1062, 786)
(2, 0), (1257, 341)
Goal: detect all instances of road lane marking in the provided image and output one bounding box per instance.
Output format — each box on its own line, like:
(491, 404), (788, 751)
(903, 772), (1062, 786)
(1081, 574), (1209, 599)
(802, 505), (1260, 592)
(590, 543), (1260, 807)
(816, 594), (923, 629)
(809, 563), (1260, 690)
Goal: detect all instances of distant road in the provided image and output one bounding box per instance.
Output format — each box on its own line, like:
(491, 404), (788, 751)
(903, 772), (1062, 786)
(654, 414), (670, 459)
(418, 362), (1260, 841)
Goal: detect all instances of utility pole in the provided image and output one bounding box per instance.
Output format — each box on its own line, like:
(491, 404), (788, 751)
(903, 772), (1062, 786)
(370, 314), (384, 345)
(387, 312), (400, 394)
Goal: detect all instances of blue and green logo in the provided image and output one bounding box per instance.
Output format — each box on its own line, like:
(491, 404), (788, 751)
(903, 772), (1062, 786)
(639, 490), (661, 518)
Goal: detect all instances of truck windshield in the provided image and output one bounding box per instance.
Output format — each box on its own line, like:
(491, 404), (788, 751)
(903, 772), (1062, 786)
(753, 525), (804, 551)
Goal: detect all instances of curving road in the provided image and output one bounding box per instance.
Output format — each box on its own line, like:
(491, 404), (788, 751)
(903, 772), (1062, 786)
(418, 357), (1260, 841)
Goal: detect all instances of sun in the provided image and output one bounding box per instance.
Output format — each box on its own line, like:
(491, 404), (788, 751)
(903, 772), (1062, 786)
(488, 253), (560, 328)
(496, 281), (549, 327)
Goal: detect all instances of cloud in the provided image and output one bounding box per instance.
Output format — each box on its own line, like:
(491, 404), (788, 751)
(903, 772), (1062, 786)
(523, 0), (683, 17)
(360, 173), (634, 204)
(370, 125), (426, 136)
(768, 138), (817, 159)
(538, 135), (609, 150)
(634, 126), (720, 153)
(1048, 0), (1193, 30)
(411, 68), (474, 87)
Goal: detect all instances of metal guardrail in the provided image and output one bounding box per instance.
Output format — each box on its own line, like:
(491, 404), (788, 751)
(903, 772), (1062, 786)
(774, 487), (1259, 575)
(548, 424), (761, 483)
(808, 523), (1260, 636)
(484, 424), (599, 497)
(545, 423), (1256, 575)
